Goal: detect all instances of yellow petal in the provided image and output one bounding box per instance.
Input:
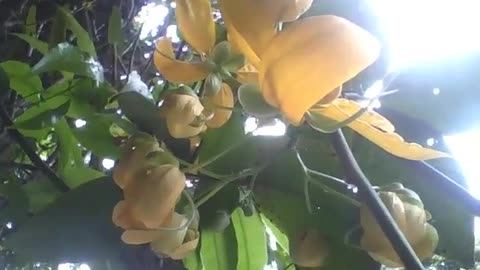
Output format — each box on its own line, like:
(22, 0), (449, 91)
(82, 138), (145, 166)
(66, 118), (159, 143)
(309, 99), (450, 160)
(219, 0), (277, 63)
(277, 0), (314, 22)
(154, 37), (209, 83)
(259, 15), (381, 125)
(160, 93), (205, 125)
(236, 64), (260, 85)
(169, 229), (200, 260)
(175, 0), (215, 53)
(226, 23), (261, 68)
(123, 212), (187, 245)
(112, 200), (147, 229)
(150, 213), (190, 256)
(125, 165), (186, 228)
(205, 83), (234, 128)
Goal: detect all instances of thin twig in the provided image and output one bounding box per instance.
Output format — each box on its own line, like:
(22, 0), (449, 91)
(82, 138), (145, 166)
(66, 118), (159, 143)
(0, 106), (69, 192)
(126, 23), (144, 80)
(330, 129), (424, 270)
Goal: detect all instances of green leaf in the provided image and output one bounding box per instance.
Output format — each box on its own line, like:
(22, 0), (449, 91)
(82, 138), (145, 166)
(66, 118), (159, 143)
(0, 177), (29, 224)
(238, 84), (277, 117)
(231, 208), (268, 270)
(0, 61), (43, 102)
(72, 116), (120, 158)
(32, 43), (104, 82)
(5, 177), (124, 264)
(0, 64), (9, 90)
(25, 5), (37, 35)
(15, 101), (70, 130)
(211, 41), (231, 65)
(116, 91), (168, 138)
(23, 179), (61, 213)
(260, 213), (289, 253)
(69, 80), (115, 118)
(183, 250), (203, 270)
(54, 119), (84, 171)
(62, 166), (105, 188)
(200, 225), (237, 270)
(13, 33), (48, 54)
(48, 7), (66, 49)
(58, 7), (96, 57)
(108, 6), (123, 45)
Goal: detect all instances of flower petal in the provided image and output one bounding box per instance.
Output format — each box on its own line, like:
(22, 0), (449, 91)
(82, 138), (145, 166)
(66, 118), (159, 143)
(167, 120), (207, 139)
(219, 0), (277, 63)
(205, 83), (234, 128)
(160, 93), (205, 125)
(259, 15), (381, 125)
(226, 27), (261, 68)
(308, 100), (450, 160)
(112, 200), (146, 229)
(125, 165), (186, 228)
(150, 213), (190, 256)
(175, 0), (215, 53)
(168, 229), (200, 260)
(154, 37), (209, 83)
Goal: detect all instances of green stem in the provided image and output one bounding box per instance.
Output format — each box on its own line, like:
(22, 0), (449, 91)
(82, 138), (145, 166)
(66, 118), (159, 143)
(182, 134), (252, 173)
(295, 151), (313, 214)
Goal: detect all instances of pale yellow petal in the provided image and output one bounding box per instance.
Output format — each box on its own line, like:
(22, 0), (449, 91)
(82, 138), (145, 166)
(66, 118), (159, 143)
(125, 165), (186, 228)
(309, 100), (450, 160)
(154, 37), (209, 83)
(205, 83), (234, 128)
(224, 14), (261, 68)
(112, 201), (147, 229)
(219, 0), (276, 62)
(167, 120), (207, 139)
(160, 93), (204, 125)
(175, 0), (215, 53)
(259, 15), (381, 125)
(150, 213), (190, 257)
(122, 229), (162, 245)
(169, 229), (200, 260)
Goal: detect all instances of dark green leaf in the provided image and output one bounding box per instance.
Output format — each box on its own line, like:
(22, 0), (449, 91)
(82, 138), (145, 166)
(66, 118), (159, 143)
(15, 101), (70, 130)
(13, 33), (48, 54)
(32, 43), (104, 82)
(58, 7), (97, 57)
(108, 6), (123, 45)
(48, 8), (66, 49)
(211, 41), (231, 65)
(5, 177), (124, 264)
(231, 208), (268, 270)
(0, 65), (9, 90)
(116, 91), (168, 138)
(70, 80), (116, 118)
(200, 225), (237, 270)
(72, 116), (120, 158)
(0, 61), (43, 102)
(22, 179), (61, 214)
(0, 177), (29, 224)
(25, 5), (37, 35)
(54, 119), (84, 171)
(238, 84), (277, 118)
(62, 166), (105, 188)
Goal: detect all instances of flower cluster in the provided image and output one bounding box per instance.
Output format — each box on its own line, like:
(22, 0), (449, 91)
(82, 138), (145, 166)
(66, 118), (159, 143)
(112, 134), (199, 259)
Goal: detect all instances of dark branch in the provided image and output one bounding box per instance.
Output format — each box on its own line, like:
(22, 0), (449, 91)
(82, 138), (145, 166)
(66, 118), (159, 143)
(0, 106), (70, 192)
(330, 129), (424, 270)
(401, 159), (480, 216)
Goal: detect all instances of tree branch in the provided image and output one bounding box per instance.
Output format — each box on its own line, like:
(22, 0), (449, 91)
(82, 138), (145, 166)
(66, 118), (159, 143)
(330, 129), (424, 270)
(0, 106), (70, 192)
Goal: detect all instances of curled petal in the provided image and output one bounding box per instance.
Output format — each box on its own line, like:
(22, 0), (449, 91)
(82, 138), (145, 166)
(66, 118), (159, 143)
(168, 229), (200, 260)
(124, 165), (186, 228)
(167, 120), (207, 139)
(175, 0), (215, 53)
(154, 37), (209, 83)
(308, 99), (450, 160)
(259, 15), (381, 125)
(150, 213), (190, 256)
(205, 83), (234, 128)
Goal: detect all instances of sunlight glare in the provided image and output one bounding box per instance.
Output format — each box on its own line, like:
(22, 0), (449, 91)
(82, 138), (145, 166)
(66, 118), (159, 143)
(368, 0), (480, 71)
(244, 117), (286, 136)
(135, 3), (169, 40)
(102, 158), (115, 170)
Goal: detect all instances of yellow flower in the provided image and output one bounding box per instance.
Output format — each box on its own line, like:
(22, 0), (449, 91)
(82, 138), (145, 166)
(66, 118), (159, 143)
(160, 92), (207, 138)
(220, 0), (380, 125)
(360, 191), (438, 267)
(153, 0), (215, 84)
